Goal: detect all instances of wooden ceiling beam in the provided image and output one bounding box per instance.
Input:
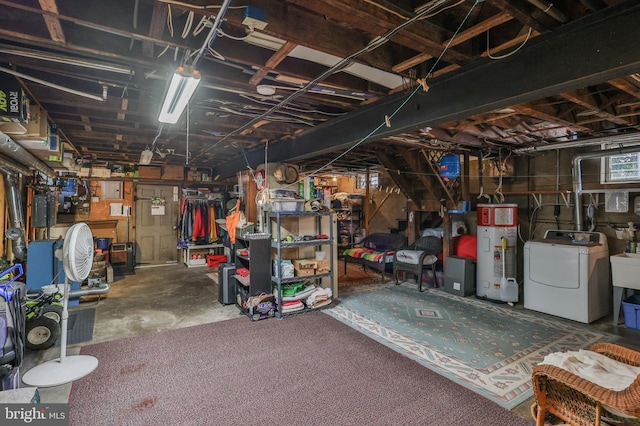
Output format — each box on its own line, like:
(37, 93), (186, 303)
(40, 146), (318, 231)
(217, 2), (640, 177)
(375, 151), (419, 209)
(143, 1), (167, 58)
(282, 0), (470, 66)
(38, 0), (66, 43)
(561, 89), (629, 126)
(248, 41), (298, 86)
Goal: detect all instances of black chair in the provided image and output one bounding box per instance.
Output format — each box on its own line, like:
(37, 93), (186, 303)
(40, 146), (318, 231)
(393, 236), (443, 292)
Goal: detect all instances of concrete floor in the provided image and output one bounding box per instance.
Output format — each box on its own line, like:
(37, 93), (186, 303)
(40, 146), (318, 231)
(18, 264), (640, 422)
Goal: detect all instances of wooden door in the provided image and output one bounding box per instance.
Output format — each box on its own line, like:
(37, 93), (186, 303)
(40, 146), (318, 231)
(135, 184), (179, 265)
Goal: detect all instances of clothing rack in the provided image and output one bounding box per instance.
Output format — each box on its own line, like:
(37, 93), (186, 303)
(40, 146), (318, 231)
(178, 196), (225, 248)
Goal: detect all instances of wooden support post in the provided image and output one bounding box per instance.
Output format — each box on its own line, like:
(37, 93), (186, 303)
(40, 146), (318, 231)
(442, 209), (452, 270)
(364, 168), (370, 236)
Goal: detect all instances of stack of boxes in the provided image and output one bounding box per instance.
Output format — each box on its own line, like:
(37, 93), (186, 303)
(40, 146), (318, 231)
(292, 254), (329, 277)
(293, 259), (316, 277)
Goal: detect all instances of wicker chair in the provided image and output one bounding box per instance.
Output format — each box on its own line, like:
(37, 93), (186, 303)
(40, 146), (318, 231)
(531, 342), (640, 426)
(393, 236), (442, 292)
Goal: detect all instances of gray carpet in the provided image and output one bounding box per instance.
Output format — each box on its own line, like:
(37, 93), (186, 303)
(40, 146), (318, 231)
(70, 312), (533, 425)
(57, 308), (95, 346)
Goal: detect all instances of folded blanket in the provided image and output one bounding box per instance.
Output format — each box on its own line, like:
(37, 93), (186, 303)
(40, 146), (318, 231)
(274, 284), (317, 302)
(343, 248), (394, 263)
(281, 303), (305, 313)
(540, 349), (640, 391)
(305, 287), (333, 308)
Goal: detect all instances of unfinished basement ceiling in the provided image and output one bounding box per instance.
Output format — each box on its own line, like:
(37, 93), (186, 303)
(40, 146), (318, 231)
(0, 0), (639, 178)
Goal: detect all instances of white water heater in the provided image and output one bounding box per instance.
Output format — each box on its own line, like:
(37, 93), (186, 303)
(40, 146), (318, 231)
(476, 204), (518, 301)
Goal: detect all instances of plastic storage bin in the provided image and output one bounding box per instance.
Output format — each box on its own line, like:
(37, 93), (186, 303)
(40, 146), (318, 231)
(622, 294), (640, 329)
(271, 199), (305, 212)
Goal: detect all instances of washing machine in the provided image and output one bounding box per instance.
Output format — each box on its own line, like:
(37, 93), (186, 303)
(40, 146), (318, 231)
(524, 230), (610, 323)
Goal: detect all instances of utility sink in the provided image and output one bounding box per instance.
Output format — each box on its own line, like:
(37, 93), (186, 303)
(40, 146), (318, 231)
(610, 253), (640, 290)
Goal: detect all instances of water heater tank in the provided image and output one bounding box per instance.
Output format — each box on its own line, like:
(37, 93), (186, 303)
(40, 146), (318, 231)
(476, 204), (518, 301)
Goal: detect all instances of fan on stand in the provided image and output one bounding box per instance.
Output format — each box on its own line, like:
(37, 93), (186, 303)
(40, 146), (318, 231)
(23, 223), (99, 387)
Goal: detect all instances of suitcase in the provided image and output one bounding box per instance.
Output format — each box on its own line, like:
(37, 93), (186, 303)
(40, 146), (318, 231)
(218, 263), (236, 305)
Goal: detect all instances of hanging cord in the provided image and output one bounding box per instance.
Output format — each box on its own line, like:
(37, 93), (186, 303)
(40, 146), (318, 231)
(494, 149), (505, 203)
(185, 104), (190, 165)
(166, 5), (174, 37)
(477, 150), (491, 202)
(181, 10), (194, 39)
(193, 0), (479, 165)
(487, 27), (533, 60)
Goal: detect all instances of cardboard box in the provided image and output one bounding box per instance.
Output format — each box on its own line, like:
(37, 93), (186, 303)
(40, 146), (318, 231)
(293, 259), (317, 270)
(0, 77), (28, 123)
(24, 104), (48, 139)
(187, 168), (200, 181)
(91, 167), (111, 178)
(137, 165), (162, 179)
(0, 121), (27, 134)
(316, 259), (330, 274)
(162, 165), (184, 180)
(295, 267), (315, 277)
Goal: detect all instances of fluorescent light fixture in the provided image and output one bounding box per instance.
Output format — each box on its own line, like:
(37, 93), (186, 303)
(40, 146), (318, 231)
(158, 66), (201, 124)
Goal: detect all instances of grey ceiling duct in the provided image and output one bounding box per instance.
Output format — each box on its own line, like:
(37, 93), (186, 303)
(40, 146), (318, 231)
(0, 131), (56, 178)
(0, 152), (32, 176)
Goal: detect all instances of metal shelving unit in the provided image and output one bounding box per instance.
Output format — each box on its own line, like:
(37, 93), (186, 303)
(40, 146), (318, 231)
(269, 211), (334, 318)
(234, 234), (271, 314)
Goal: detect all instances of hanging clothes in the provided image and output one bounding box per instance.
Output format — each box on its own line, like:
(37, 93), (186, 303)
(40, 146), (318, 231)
(209, 205), (218, 241)
(226, 199), (241, 244)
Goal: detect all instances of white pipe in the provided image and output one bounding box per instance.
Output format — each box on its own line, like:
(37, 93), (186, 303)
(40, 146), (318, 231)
(572, 146), (640, 230)
(515, 134), (640, 154)
(0, 66), (105, 101)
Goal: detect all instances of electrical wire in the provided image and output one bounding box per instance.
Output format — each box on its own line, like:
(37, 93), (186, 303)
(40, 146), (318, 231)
(193, 15), (210, 36)
(217, 27), (255, 41)
(297, 0), (481, 182)
(167, 4), (174, 37)
(487, 27), (533, 60)
(182, 10), (194, 39)
(192, 0), (477, 165)
(158, 0), (247, 11)
(417, 0), (465, 20)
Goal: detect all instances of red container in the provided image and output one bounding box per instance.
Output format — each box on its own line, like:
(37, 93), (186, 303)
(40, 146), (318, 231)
(206, 254), (227, 268)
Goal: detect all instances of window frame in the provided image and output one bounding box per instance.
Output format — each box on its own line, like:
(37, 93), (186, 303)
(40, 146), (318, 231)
(356, 171), (380, 189)
(601, 144), (640, 184)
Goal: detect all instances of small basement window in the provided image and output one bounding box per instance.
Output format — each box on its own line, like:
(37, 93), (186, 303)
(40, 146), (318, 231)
(601, 146), (640, 184)
(356, 171), (380, 189)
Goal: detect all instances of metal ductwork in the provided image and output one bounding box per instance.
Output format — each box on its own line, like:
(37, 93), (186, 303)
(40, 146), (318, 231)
(572, 146), (640, 231)
(0, 131), (56, 178)
(1, 169), (27, 260)
(68, 283), (110, 298)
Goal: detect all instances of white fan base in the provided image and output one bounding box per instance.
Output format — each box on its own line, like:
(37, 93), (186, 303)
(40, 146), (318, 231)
(22, 355), (99, 387)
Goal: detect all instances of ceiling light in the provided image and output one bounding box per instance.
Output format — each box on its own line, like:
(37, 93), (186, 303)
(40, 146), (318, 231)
(139, 148), (153, 165)
(256, 85), (276, 95)
(158, 66), (201, 124)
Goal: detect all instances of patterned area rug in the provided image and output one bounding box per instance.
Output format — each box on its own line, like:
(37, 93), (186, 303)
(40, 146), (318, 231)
(325, 282), (619, 410)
